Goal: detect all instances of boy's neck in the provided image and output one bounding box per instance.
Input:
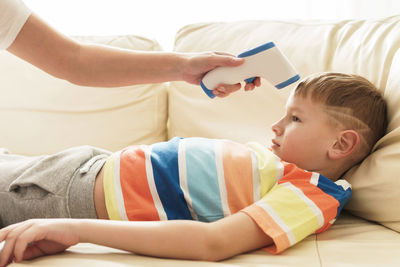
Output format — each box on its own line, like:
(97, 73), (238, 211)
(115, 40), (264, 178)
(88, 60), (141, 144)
(318, 164), (346, 182)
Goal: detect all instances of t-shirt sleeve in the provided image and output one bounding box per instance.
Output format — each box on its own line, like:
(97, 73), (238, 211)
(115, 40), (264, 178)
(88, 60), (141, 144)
(0, 0), (32, 49)
(241, 171), (352, 254)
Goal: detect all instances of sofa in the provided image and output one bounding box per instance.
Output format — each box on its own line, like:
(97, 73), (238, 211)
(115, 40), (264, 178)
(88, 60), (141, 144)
(1, 14), (400, 266)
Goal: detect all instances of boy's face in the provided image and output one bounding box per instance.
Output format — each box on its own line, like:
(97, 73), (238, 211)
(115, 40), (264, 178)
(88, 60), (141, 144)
(271, 93), (339, 172)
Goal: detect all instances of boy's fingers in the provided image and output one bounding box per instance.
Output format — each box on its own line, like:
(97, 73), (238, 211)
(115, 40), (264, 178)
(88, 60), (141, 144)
(20, 245), (43, 261)
(13, 227), (41, 262)
(0, 223), (20, 240)
(0, 222), (33, 266)
(0, 235), (17, 265)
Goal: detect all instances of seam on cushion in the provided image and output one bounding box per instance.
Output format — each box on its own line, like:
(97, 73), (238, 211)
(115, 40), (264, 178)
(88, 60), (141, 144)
(315, 234), (323, 267)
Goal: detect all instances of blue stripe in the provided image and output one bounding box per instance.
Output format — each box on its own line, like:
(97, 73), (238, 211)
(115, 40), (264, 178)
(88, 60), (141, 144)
(185, 138), (224, 222)
(316, 175), (352, 218)
(150, 137), (192, 220)
(238, 42), (275, 58)
(245, 77), (256, 84)
(275, 74), (300, 89)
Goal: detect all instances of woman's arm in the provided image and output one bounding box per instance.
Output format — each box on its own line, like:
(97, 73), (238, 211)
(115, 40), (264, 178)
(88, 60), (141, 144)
(0, 212), (272, 265)
(6, 14), (246, 88)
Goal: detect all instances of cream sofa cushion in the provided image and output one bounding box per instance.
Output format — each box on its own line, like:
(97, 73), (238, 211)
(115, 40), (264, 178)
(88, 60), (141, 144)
(170, 16), (400, 231)
(0, 35), (167, 155)
(344, 49), (400, 232)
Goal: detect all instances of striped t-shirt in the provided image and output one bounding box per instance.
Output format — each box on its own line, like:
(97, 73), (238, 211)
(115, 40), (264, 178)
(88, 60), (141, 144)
(103, 137), (352, 253)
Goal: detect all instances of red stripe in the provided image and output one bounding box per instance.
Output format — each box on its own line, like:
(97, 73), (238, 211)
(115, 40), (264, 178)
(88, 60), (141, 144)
(119, 146), (160, 221)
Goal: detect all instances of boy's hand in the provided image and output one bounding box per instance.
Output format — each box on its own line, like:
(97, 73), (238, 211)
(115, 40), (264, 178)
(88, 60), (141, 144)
(0, 219), (79, 266)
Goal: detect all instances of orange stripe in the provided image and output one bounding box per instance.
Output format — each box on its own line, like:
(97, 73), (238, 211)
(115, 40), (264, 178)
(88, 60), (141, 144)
(242, 205), (290, 254)
(282, 162), (312, 180)
(222, 141), (254, 214)
(119, 146), (160, 221)
(281, 163), (338, 227)
(315, 223), (332, 234)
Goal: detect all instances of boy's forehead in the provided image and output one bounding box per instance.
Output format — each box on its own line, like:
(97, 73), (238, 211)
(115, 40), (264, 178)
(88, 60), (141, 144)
(286, 93), (306, 110)
(286, 93), (322, 113)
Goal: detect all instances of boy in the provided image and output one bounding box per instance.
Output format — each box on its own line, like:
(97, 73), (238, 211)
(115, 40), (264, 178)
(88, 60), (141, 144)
(0, 72), (387, 265)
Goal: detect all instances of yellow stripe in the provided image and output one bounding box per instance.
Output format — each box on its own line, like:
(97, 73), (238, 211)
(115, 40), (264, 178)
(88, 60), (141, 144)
(247, 142), (279, 197)
(103, 156), (122, 220)
(263, 184), (320, 243)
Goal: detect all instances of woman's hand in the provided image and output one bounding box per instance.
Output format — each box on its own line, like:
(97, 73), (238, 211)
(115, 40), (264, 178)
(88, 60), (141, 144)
(213, 77), (261, 98)
(181, 52), (244, 85)
(180, 52), (261, 98)
(0, 219), (79, 266)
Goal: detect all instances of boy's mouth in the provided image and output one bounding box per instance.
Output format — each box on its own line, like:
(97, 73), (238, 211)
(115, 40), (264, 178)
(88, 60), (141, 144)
(271, 139), (280, 149)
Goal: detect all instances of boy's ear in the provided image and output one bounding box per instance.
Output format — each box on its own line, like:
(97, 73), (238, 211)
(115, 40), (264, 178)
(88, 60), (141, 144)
(328, 130), (360, 160)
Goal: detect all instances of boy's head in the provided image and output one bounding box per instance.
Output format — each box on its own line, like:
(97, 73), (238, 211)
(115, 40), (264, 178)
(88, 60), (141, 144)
(271, 72), (387, 180)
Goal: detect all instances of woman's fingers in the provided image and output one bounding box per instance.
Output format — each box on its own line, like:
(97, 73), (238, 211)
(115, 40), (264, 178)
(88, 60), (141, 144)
(213, 83), (241, 97)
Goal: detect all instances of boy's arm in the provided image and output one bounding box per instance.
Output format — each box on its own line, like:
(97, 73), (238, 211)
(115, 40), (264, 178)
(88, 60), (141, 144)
(80, 212), (272, 260)
(0, 212), (272, 265)
(7, 14), (245, 88)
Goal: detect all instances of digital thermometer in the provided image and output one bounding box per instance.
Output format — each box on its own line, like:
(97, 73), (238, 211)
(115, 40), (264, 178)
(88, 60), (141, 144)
(200, 42), (300, 98)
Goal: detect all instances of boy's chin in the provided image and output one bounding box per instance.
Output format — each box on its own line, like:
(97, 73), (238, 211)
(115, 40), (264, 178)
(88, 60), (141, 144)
(271, 147), (281, 158)
(271, 149), (285, 161)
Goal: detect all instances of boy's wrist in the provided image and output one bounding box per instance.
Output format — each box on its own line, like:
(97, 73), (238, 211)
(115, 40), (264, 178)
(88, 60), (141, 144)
(72, 219), (92, 243)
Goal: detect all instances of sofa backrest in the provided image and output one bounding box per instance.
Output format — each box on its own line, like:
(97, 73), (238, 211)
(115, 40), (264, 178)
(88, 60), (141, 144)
(0, 35), (168, 155)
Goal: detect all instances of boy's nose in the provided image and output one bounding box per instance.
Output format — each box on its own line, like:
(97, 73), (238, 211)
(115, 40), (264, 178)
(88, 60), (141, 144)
(271, 121), (283, 136)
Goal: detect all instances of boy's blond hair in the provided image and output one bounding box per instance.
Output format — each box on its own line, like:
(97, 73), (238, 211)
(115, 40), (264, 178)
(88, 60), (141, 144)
(294, 72), (388, 164)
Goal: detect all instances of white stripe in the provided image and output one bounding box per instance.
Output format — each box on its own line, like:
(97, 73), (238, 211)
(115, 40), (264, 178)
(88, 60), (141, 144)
(144, 145), (168, 220)
(178, 140), (198, 220)
(113, 153), (128, 220)
(310, 172), (319, 186)
(281, 182), (324, 228)
(256, 201), (296, 245)
(215, 141), (230, 217)
(274, 156), (285, 182)
(335, 179), (352, 190)
(250, 150), (261, 202)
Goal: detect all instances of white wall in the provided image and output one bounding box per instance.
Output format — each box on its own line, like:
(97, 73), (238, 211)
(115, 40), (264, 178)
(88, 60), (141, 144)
(24, 0), (400, 50)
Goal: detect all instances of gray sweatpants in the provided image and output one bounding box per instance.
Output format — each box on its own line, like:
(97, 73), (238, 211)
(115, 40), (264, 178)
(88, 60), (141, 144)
(0, 146), (111, 228)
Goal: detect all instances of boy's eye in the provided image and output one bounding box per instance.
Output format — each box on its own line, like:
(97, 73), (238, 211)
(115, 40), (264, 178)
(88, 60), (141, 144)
(292, 116), (301, 122)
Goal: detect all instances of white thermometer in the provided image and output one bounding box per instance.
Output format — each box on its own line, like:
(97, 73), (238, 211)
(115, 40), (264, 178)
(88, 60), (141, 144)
(201, 42), (300, 98)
